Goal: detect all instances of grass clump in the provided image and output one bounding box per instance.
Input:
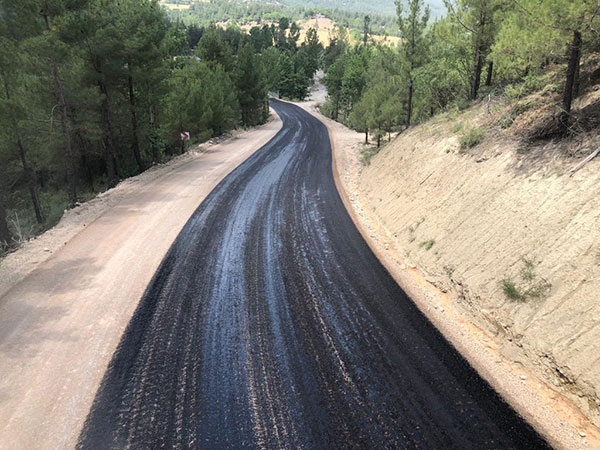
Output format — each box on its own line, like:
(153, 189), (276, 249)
(407, 217), (425, 234)
(419, 239), (435, 251)
(494, 100), (537, 129)
(361, 146), (382, 165)
(451, 122), (464, 134)
(501, 258), (552, 302)
(460, 128), (485, 150)
(502, 279), (524, 301)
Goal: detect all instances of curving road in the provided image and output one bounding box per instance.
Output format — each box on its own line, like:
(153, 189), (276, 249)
(78, 100), (549, 449)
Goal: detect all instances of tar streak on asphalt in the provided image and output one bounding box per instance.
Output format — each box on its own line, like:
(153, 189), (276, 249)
(78, 100), (549, 449)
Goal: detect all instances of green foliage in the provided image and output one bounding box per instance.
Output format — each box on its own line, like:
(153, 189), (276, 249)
(236, 43), (268, 126)
(396, 0), (430, 124)
(360, 145), (382, 165)
(197, 25), (236, 72)
(164, 60), (240, 140)
(0, 0), (281, 241)
(277, 51), (309, 99)
(501, 279), (523, 301)
(348, 46), (404, 143)
(451, 122), (463, 134)
(501, 258), (552, 302)
(415, 17), (470, 115)
(459, 128), (485, 149)
(419, 239), (435, 250)
(492, 0), (599, 84)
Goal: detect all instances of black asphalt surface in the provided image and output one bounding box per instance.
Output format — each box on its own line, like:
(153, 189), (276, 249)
(78, 100), (549, 449)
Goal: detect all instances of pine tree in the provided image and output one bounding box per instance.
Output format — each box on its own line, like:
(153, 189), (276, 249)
(0, 194), (10, 245)
(39, 0), (83, 206)
(494, 0), (599, 134)
(164, 61), (239, 142)
(349, 47), (404, 145)
(396, 0), (430, 126)
(443, 0), (507, 100)
(363, 15), (371, 46)
(341, 46), (371, 119)
(323, 55), (346, 121)
(300, 27), (322, 79)
(197, 25), (235, 73)
(0, 3), (45, 223)
(117, 0), (171, 171)
(236, 43), (267, 126)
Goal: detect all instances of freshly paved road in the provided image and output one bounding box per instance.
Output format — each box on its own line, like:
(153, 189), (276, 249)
(78, 100), (549, 449)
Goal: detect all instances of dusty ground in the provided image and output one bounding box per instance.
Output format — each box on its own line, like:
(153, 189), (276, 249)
(296, 84), (600, 449)
(0, 114), (282, 450)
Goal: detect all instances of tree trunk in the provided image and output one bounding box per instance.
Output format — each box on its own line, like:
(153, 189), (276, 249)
(43, 9), (78, 207)
(485, 60), (493, 86)
(470, 8), (488, 100)
(17, 138), (44, 224)
(2, 77), (43, 223)
(76, 132), (95, 191)
(376, 132), (381, 147)
(98, 79), (119, 187)
(470, 46), (484, 100)
(406, 79), (414, 126)
(148, 102), (161, 164)
(333, 93), (340, 121)
(573, 55), (581, 98)
(560, 30), (582, 135)
(0, 194), (12, 244)
(365, 129), (369, 144)
(127, 63), (144, 173)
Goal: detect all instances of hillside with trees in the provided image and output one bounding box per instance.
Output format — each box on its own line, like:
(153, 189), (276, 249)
(0, 0), (321, 251)
(321, 0), (600, 147)
(162, 0), (402, 38)
(2, 0), (598, 251)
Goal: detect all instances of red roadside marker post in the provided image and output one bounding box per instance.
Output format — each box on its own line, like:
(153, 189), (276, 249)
(180, 131), (190, 153)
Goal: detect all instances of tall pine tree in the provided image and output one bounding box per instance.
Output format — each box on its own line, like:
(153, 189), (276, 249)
(396, 0), (430, 126)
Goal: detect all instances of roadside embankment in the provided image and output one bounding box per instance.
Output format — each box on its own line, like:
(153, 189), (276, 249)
(297, 88), (600, 449)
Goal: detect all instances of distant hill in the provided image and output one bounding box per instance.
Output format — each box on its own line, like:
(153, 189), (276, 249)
(277, 0), (447, 18)
(160, 0), (448, 37)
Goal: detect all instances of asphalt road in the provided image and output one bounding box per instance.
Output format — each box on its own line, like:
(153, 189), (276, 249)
(78, 100), (549, 449)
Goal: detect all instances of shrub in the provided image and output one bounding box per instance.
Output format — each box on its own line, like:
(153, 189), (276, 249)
(451, 122), (464, 134)
(460, 128), (485, 150)
(494, 100), (537, 129)
(360, 146), (382, 165)
(501, 258), (552, 302)
(502, 279), (524, 301)
(419, 239), (435, 250)
(505, 72), (553, 100)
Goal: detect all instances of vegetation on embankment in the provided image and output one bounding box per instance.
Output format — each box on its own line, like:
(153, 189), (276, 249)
(320, 0), (599, 148)
(1, 1), (322, 255)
